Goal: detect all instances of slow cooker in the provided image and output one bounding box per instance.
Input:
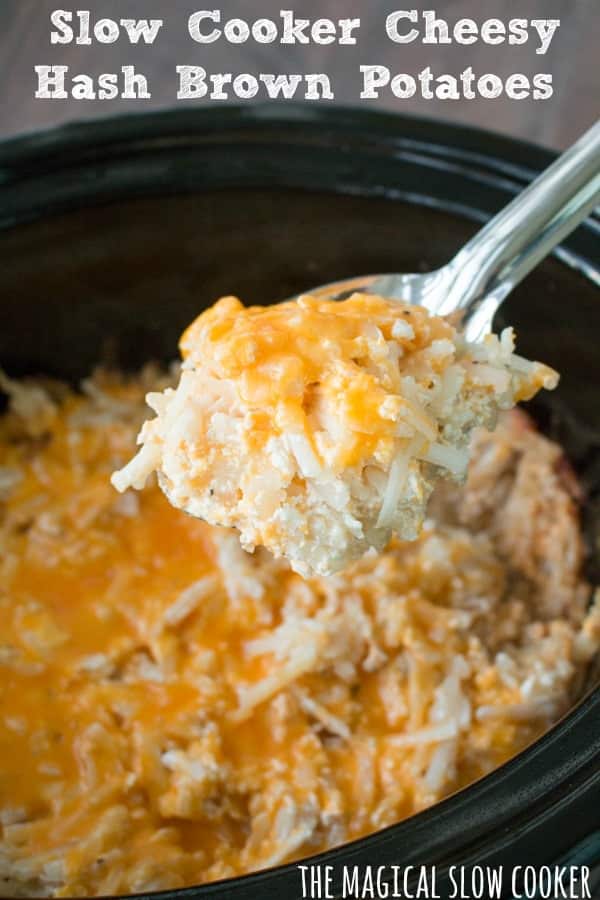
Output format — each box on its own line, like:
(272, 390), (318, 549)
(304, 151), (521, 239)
(0, 105), (598, 899)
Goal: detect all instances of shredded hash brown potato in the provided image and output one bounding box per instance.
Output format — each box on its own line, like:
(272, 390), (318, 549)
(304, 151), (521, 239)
(0, 370), (598, 897)
(112, 294), (558, 576)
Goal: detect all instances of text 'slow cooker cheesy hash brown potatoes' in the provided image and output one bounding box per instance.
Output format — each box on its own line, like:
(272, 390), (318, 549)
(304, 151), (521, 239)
(1, 366), (599, 896)
(112, 293), (558, 577)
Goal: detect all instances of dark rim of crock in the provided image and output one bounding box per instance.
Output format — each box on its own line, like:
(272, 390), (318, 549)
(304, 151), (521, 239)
(0, 105), (598, 900)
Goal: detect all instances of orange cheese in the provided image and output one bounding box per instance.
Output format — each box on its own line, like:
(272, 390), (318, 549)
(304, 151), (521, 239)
(180, 294), (453, 448)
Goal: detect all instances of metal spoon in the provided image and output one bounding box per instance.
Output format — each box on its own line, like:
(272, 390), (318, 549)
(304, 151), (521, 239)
(305, 119), (600, 342)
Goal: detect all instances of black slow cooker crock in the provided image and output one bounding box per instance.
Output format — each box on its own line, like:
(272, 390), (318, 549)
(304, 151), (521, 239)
(0, 106), (598, 899)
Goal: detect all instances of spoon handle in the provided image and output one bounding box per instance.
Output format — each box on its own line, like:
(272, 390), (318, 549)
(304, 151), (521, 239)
(439, 119), (600, 340)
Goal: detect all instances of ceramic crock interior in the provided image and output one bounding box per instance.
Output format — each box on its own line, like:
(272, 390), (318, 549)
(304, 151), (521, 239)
(0, 110), (599, 892)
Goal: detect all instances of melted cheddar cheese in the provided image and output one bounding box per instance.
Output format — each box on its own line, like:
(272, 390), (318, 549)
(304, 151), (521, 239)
(179, 294), (454, 458)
